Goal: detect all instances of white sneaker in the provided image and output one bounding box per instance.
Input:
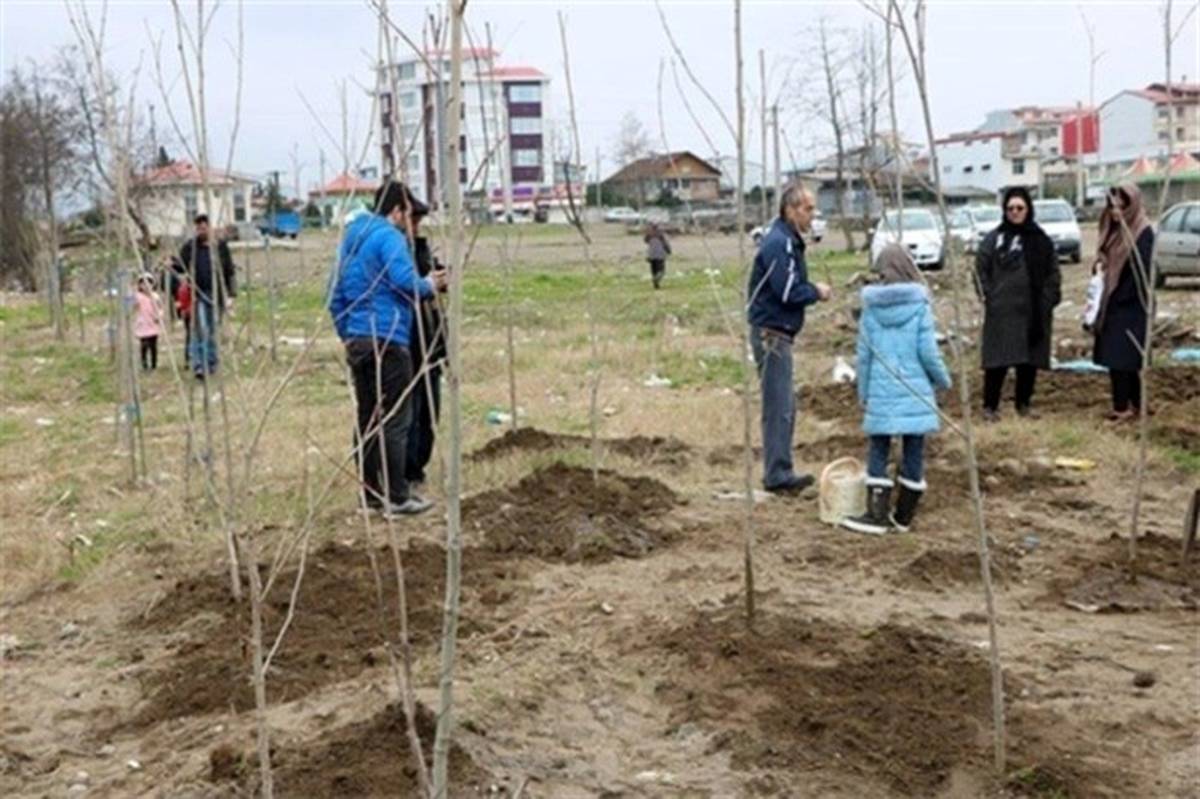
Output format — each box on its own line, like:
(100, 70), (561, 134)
(381, 495), (433, 517)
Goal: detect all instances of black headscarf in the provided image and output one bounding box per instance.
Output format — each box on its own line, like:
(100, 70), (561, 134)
(996, 186), (1055, 347)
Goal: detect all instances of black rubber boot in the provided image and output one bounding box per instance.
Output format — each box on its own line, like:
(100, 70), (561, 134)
(841, 478), (893, 536)
(890, 476), (926, 533)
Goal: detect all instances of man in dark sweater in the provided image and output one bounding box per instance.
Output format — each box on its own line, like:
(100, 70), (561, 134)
(747, 184), (832, 493)
(177, 214), (237, 377)
(403, 193), (446, 487)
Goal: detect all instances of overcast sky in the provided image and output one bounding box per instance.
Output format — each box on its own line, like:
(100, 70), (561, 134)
(2, 0), (1196, 194)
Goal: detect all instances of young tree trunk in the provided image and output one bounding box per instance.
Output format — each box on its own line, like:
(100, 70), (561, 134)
(891, 0), (1006, 772)
(759, 49), (769, 225)
(432, 1), (466, 793)
(818, 20), (856, 253)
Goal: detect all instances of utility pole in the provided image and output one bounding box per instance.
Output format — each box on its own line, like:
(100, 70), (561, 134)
(759, 49), (768, 225)
(772, 104), (781, 201)
(594, 146), (602, 206)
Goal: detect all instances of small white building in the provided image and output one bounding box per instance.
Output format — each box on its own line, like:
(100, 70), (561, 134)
(1089, 83), (1200, 182)
(132, 161), (257, 243)
(933, 131), (1041, 197)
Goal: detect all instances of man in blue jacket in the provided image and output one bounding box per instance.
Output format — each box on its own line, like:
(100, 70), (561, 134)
(328, 181), (447, 515)
(747, 184), (832, 493)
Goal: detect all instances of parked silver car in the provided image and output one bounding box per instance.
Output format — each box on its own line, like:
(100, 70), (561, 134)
(1155, 201), (1200, 288)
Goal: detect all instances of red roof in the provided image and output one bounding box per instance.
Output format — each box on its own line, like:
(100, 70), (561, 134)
(488, 66), (547, 80)
(134, 160), (250, 187)
(1133, 82), (1200, 104)
(311, 173), (379, 197)
(1167, 152), (1200, 175)
(1125, 156), (1159, 177)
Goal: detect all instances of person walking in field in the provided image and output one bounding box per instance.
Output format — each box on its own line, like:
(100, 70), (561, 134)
(842, 245), (952, 535)
(134, 273), (164, 371)
(1090, 182), (1155, 422)
(974, 186), (1060, 421)
(328, 180), (447, 516)
(644, 222), (672, 289)
(178, 214), (237, 378)
(747, 183), (833, 494)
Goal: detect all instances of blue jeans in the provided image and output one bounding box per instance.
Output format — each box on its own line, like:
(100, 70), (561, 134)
(188, 301), (219, 376)
(750, 326), (798, 488)
(867, 434), (925, 483)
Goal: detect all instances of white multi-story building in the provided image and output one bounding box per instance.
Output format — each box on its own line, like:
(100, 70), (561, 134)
(1089, 83), (1200, 182)
(933, 130), (1041, 197)
(376, 49), (553, 211)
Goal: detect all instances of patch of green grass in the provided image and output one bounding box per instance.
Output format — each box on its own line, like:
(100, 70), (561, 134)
(659, 349), (746, 389)
(57, 516), (158, 583)
(0, 417), (22, 447)
(1165, 446), (1200, 475)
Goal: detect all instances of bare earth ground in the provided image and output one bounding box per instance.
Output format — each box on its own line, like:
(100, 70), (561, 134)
(1, 224), (1198, 798)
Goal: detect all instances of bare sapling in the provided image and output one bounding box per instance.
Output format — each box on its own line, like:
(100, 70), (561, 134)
(557, 11), (605, 482)
(885, 0), (1007, 773)
(432, 0), (467, 793)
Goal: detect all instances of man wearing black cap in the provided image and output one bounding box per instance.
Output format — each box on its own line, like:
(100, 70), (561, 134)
(403, 194), (446, 488)
(328, 180), (447, 516)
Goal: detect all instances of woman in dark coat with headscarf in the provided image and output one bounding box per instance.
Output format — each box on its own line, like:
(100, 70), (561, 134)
(975, 186), (1061, 420)
(1091, 182), (1155, 422)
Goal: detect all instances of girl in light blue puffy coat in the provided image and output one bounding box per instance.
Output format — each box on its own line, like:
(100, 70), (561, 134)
(842, 244), (951, 535)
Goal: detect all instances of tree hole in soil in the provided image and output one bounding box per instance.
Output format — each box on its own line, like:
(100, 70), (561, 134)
(638, 609), (1133, 797)
(126, 542), (523, 727)
(890, 547), (1021, 591)
(1051, 532), (1199, 613)
(222, 702), (491, 798)
(464, 462), (681, 563)
(469, 427), (691, 466)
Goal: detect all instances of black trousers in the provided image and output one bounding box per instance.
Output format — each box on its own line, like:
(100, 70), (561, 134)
(346, 338), (415, 506)
(406, 363), (441, 483)
(1109, 369), (1142, 412)
(983, 364), (1038, 412)
(649, 259), (665, 288)
(140, 336), (158, 370)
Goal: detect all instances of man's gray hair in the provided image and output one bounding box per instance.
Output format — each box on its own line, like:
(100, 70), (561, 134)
(779, 182), (811, 218)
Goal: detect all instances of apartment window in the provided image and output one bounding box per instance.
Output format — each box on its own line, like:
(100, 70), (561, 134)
(184, 189), (198, 222)
(509, 84), (541, 103)
(512, 149), (541, 167)
(981, 164), (992, 172)
(964, 165), (974, 174)
(510, 117), (542, 134)
(1012, 158), (1025, 175)
(233, 191), (246, 222)
(1049, 146), (1059, 156)
(1178, 106), (1187, 119)
(397, 62), (416, 81)
(1159, 131), (1170, 141)
(399, 91), (417, 109)
(1178, 127), (1186, 140)
(1158, 108), (1171, 119)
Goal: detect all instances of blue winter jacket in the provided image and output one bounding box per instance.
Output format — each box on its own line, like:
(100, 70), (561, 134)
(856, 283), (952, 436)
(327, 214), (435, 347)
(747, 218), (821, 337)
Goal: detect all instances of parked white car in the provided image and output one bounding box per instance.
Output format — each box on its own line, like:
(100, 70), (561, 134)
(604, 206), (642, 224)
(947, 208), (979, 253)
(870, 209), (944, 270)
(1033, 199), (1082, 263)
(749, 211), (826, 247)
(964, 204), (1001, 240)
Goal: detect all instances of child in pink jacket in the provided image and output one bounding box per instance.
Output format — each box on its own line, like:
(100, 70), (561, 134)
(134, 274), (163, 371)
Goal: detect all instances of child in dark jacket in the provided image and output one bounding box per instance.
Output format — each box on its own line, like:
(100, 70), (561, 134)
(842, 244), (951, 535)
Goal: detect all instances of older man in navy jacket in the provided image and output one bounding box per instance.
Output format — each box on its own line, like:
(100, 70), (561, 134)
(329, 181), (447, 516)
(747, 184), (832, 493)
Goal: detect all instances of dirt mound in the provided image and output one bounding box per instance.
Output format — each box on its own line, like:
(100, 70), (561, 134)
(224, 703), (490, 797)
(1051, 531), (1199, 612)
(803, 382), (859, 423)
(469, 427), (691, 465)
(891, 547), (1020, 591)
(647, 610), (1130, 796)
(464, 462), (679, 563)
(129, 543), (522, 726)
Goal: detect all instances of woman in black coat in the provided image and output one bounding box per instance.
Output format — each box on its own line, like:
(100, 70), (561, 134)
(975, 186), (1061, 421)
(1091, 182), (1155, 422)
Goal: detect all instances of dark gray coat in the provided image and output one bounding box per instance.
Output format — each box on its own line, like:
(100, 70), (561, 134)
(1094, 227), (1155, 372)
(975, 228), (1061, 370)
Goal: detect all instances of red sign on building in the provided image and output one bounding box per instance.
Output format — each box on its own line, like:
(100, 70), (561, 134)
(1061, 112), (1099, 157)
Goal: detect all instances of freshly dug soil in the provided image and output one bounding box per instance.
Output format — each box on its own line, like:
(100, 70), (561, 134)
(129, 542), (522, 726)
(891, 546), (1020, 591)
(228, 703), (490, 797)
(469, 427), (691, 465)
(464, 462), (680, 563)
(1051, 531), (1199, 613)
(648, 609), (1127, 797)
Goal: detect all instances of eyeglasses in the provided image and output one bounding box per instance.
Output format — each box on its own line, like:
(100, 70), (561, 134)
(1005, 204), (1027, 212)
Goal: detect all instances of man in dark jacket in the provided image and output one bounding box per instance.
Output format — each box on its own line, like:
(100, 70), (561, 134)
(404, 193), (446, 487)
(328, 180), (447, 516)
(178, 214), (237, 377)
(747, 184), (832, 493)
